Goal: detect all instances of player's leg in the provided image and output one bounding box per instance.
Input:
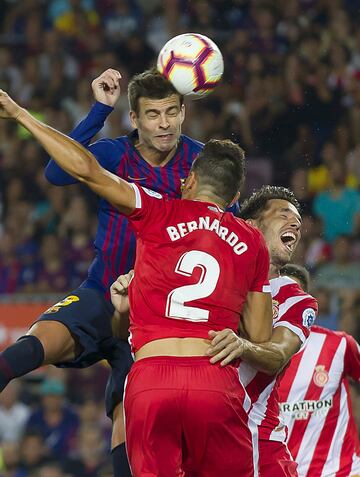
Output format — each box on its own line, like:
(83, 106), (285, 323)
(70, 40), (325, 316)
(123, 358), (185, 477)
(111, 403), (132, 477)
(0, 300), (80, 392)
(0, 288), (112, 392)
(103, 340), (133, 477)
(258, 439), (298, 477)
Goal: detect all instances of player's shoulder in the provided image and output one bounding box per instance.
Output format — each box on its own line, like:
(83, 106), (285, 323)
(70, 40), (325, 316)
(180, 134), (204, 153)
(310, 325), (349, 344)
(91, 135), (128, 151)
(271, 276), (316, 302)
(312, 325), (356, 343)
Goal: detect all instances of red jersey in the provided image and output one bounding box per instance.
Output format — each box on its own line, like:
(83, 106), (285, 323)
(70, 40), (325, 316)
(278, 325), (360, 477)
(241, 276), (318, 441)
(127, 184), (270, 353)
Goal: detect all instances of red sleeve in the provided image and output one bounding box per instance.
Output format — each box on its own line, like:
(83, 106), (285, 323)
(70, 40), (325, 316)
(249, 231), (271, 293)
(127, 183), (166, 234)
(344, 334), (360, 382)
(273, 296), (318, 344)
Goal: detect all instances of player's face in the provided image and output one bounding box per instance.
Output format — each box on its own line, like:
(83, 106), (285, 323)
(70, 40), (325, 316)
(256, 199), (302, 266)
(130, 95), (185, 153)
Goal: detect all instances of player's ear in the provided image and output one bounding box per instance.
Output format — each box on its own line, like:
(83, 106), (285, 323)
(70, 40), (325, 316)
(180, 104), (185, 124)
(246, 218), (259, 228)
(229, 191), (240, 207)
(129, 110), (138, 129)
(183, 171), (196, 191)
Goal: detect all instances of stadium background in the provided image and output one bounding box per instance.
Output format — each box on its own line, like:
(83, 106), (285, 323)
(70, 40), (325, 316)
(0, 0), (359, 475)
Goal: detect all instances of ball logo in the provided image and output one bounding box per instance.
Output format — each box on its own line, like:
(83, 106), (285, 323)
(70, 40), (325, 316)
(302, 307), (316, 328)
(143, 187), (162, 199)
(313, 365), (329, 387)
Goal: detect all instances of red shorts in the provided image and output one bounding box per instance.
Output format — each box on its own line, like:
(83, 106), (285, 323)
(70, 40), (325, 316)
(259, 439), (298, 477)
(124, 356), (255, 477)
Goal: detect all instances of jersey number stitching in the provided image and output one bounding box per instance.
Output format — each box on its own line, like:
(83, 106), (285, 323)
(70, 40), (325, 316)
(166, 250), (220, 322)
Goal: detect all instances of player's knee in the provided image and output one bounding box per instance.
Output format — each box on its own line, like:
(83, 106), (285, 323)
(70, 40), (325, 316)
(27, 321), (77, 364)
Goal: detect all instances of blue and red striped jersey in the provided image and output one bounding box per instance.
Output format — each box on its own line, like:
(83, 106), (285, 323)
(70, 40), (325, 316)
(45, 103), (203, 297)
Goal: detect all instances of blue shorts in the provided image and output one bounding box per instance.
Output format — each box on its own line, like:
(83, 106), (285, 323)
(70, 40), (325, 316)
(37, 287), (133, 415)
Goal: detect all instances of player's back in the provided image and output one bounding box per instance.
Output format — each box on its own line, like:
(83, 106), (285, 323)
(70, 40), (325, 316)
(128, 185), (269, 353)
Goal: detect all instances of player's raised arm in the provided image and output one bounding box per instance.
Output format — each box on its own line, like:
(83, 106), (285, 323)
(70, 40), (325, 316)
(0, 90), (135, 215)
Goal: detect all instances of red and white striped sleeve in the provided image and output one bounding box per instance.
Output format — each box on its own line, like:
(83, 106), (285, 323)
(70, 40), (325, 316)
(343, 333), (360, 382)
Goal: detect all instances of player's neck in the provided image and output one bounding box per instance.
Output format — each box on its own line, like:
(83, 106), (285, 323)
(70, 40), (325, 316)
(136, 142), (177, 167)
(194, 193), (226, 211)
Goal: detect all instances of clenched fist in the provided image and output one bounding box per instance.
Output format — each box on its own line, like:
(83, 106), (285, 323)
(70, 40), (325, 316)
(0, 90), (22, 119)
(91, 68), (122, 107)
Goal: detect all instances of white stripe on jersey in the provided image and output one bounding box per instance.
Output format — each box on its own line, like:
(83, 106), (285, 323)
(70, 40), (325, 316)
(273, 320), (306, 344)
(287, 335), (347, 476)
(270, 276), (296, 296)
(321, 382), (349, 476)
(277, 294), (309, 320)
(351, 452), (360, 474)
(130, 182), (142, 208)
(284, 332), (326, 438)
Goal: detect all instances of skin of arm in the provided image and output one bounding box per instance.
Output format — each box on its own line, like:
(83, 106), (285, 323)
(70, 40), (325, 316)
(110, 271), (133, 340)
(207, 326), (302, 375)
(0, 91), (135, 215)
(241, 291), (274, 343)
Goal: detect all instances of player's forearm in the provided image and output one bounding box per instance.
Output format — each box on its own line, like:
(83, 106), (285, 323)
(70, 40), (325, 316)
(239, 339), (289, 375)
(17, 108), (98, 182)
(111, 310), (130, 340)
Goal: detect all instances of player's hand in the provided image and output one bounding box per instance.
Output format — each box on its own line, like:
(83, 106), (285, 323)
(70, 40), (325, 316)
(110, 270), (134, 313)
(0, 90), (23, 119)
(206, 329), (244, 366)
(91, 69), (122, 107)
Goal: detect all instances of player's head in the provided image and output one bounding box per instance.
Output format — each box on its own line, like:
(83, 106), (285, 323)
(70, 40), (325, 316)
(239, 186), (301, 267)
(128, 67), (185, 153)
(280, 263), (310, 292)
(182, 139), (245, 207)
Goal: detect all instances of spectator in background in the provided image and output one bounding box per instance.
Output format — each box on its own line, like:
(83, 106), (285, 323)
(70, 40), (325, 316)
(312, 288), (340, 330)
(25, 380), (79, 459)
(63, 424), (109, 477)
(313, 160), (360, 242)
(18, 431), (52, 476)
(0, 381), (30, 443)
(314, 235), (360, 290)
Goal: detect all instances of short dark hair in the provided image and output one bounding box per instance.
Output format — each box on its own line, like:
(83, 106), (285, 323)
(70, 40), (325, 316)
(239, 186), (300, 220)
(191, 139), (245, 205)
(128, 67), (183, 113)
(280, 264), (310, 292)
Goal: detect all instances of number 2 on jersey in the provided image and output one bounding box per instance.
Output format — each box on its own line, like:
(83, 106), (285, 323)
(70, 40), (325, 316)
(166, 250), (220, 322)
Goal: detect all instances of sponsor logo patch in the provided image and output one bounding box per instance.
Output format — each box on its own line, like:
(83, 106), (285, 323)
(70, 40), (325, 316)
(302, 307), (316, 328)
(44, 295), (80, 314)
(143, 187), (162, 199)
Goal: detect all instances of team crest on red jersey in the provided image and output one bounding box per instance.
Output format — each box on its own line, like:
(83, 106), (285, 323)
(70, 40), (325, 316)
(313, 365), (329, 387)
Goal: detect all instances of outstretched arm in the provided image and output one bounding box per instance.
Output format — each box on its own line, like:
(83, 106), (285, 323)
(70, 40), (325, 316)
(207, 327), (301, 375)
(45, 69), (122, 185)
(0, 90), (135, 215)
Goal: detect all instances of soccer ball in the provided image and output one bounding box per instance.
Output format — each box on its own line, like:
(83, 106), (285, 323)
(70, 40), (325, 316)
(157, 33), (224, 99)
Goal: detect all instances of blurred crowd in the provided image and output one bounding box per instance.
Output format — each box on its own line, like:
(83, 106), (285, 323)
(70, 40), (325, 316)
(0, 0), (360, 473)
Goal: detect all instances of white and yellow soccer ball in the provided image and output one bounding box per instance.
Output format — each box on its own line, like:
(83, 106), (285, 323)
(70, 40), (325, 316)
(157, 33), (224, 99)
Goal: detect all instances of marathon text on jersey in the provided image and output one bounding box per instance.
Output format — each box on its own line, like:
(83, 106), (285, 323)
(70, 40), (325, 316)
(166, 216), (248, 256)
(280, 397), (333, 420)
